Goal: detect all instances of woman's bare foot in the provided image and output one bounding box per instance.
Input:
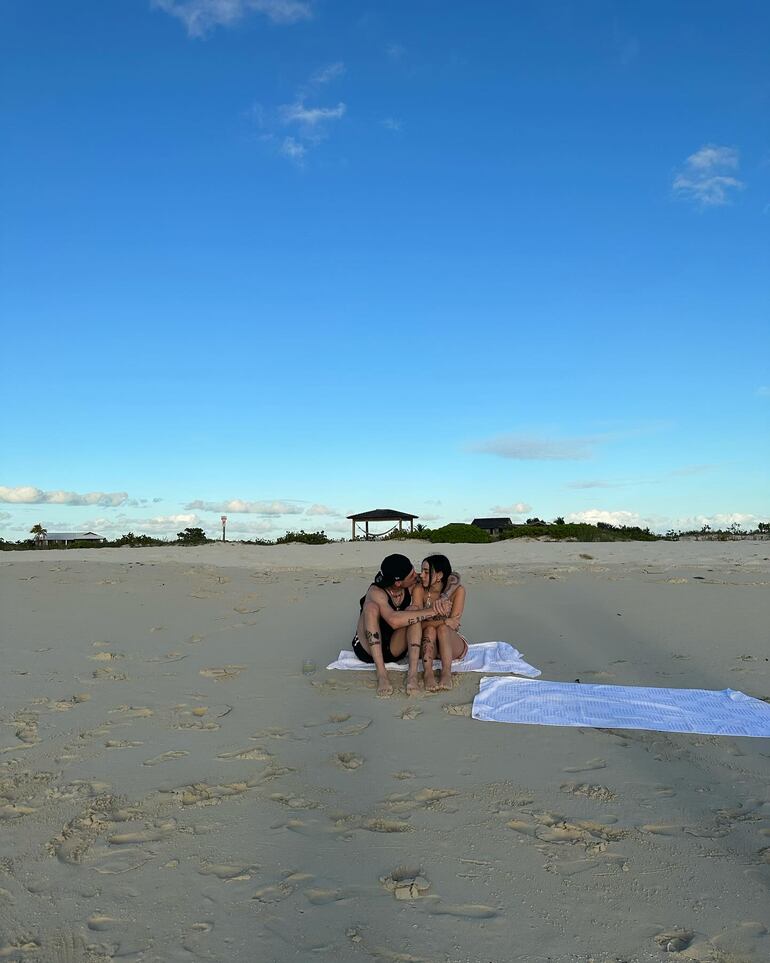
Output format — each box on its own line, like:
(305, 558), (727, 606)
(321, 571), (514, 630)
(423, 668), (438, 692)
(406, 672), (421, 696)
(437, 670), (453, 691)
(376, 673), (394, 697)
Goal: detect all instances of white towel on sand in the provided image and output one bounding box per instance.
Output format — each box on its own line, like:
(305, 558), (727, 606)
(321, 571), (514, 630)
(326, 641), (541, 677)
(471, 677), (770, 737)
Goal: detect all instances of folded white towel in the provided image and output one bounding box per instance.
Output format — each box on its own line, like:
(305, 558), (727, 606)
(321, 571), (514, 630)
(326, 641), (540, 677)
(472, 677), (770, 737)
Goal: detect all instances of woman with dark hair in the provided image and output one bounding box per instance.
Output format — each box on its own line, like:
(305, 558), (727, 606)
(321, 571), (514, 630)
(411, 554), (468, 691)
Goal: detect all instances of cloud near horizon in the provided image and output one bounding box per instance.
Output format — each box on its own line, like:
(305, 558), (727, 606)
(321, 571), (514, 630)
(0, 486), (128, 507)
(304, 503), (341, 517)
(490, 502), (532, 514)
(673, 144), (744, 207)
(153, 0), (312, 36)
(469, 435), (596, 460)
(185, 498), (304, 514)
(566, 508), (645, 527)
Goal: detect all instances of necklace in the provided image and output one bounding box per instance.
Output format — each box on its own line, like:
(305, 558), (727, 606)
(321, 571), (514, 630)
(388, 587), (405, 607)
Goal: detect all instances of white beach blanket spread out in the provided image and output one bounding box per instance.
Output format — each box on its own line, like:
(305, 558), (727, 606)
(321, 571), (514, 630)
(327, 642), (541, 678)
(472, 677), (770, 737)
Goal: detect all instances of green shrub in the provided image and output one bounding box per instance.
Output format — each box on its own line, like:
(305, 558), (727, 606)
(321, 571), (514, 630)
(177, 527), (209, 545)
(275, 530), (330, 545)
(500, 523), (657, 542)
(428, 523), (491, 544)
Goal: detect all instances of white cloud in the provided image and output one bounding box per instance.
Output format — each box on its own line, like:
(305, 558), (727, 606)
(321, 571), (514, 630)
(490, 502), (532, 514)
(381, 117), (402, 132)
(673, 144), (744, 207)
(0, 486), (128, 507)
(386, 43), (406, 60)
(420, 514), (441, 522)
(281, 102), (346, 127)
(254, 65), (347, 164)
(757, 386), (770, 397)
(305, 504), (341, 517)
(86, 513), (204, 535)
(469, 435), (595, 460)
(0, 511), (11, 523)
(567, 480), (622, 489)
(310, 62), (345, 86)
(224, 519), (276, 534)
(153, 0), (312, 37)
(566, 509), (645, 527)
(185, 499), (304, 515)
(670, 512), (766, 531)
(280, 136), (306, 162)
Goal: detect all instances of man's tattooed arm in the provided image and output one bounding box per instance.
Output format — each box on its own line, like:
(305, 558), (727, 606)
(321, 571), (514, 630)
(406, 613), (447, 626)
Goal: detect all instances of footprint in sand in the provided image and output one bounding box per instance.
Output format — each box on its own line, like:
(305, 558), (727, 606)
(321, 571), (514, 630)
(380, 866), (432, 901)
(269, 792), (319, 810)
(334, 752), (364, 770)
(105, 739), (144, 749)
(143, 750), (189, 767)
(427, 902), (499, 919)
(174, 782), (250, 806)
(108, 819), (177, 845)
(362, 818), (412, 833)
(321, 717), (372, 737)
(442, 703), (472, 717)
(563, 757), (607, 773)
(86, 914), (122, 932)
(252, 882), (294, 903)
(110, 706), (154, 719)
(400, 706), (422, 720)
(560, 783), (617, 802)
(198, 862), (259, 880)
(90, 651), (125, 662)
(199, 665), (246, 682)
(90, 668), (128, 681)
(217, 746), (273, 761)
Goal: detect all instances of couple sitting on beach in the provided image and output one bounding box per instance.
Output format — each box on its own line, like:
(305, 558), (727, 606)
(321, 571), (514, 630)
(352, 553), (467, 697)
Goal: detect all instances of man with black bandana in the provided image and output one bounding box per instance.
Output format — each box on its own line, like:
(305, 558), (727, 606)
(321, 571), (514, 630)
(351, 553), (458, 697)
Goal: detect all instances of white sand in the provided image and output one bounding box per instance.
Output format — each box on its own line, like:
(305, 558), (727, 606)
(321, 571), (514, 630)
(1, 540), (768, 962)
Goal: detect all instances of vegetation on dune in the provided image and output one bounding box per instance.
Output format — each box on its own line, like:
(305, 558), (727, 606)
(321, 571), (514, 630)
(427, 523), (491, 544)
(1, 519), (768, 550)
(500, 522), (659, 542)
(274, 529), (331, 545)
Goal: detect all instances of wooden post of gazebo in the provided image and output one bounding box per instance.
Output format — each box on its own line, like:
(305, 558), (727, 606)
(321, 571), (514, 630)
(346, 508), (419, 541)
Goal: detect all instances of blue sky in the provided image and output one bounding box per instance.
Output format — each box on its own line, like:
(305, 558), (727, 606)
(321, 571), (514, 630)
(1, 0), (768, 539)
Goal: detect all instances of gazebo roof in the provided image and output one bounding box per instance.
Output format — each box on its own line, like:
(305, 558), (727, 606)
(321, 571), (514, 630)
(346, 508), (419, 521)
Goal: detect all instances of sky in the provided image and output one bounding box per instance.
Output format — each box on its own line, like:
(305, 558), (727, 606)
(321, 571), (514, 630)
(1, 0), (768, 540)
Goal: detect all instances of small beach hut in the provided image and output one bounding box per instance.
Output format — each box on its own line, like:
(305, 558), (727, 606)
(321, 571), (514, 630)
(471, 517), (513, 537)
(347, 509), (418, 540)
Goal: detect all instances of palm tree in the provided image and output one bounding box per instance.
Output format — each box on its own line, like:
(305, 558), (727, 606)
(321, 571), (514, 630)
(30, 523), (47, 548)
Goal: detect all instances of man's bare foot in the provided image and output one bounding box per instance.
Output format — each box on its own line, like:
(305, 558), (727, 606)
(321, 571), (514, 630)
(406, 673), (421, 696)
(437, 671), (453, 691)
(376, 674), (394, 698)
(424, 669), (438, 693)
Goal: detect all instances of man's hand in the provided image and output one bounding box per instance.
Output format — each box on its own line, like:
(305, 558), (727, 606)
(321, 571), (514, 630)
(445, 616), (461, 631)
(433, 596), (452, 617)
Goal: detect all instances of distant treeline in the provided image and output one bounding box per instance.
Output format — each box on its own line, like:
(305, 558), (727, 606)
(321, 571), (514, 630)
(3, 520), (768, 550)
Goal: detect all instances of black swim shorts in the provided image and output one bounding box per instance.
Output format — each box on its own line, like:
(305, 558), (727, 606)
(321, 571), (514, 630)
(351, 635), (401, 665)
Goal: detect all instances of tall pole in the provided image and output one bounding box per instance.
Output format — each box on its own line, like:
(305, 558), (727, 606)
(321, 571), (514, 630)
(221, 515), (227, 542)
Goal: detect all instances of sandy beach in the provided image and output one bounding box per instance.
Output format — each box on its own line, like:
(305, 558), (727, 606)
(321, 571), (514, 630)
(1, 540), (769, 963)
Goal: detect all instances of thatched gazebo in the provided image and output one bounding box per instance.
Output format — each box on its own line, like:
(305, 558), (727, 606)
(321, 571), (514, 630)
(347, 508), (419, 540)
